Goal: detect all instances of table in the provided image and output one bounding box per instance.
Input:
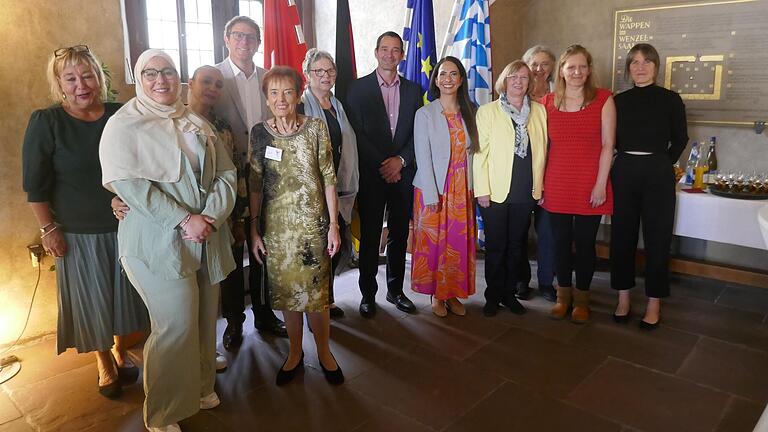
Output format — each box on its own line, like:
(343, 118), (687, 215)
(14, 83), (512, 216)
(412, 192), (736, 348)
(674, 187), (768, 250)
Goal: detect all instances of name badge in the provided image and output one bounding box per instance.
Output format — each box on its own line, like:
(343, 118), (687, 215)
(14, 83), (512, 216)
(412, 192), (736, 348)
(265, 146), (283, 161)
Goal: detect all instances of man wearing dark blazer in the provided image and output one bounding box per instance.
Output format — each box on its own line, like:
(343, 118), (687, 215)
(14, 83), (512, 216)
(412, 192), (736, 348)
(214, 16), (287, 348)
(345, 31), (423, 318)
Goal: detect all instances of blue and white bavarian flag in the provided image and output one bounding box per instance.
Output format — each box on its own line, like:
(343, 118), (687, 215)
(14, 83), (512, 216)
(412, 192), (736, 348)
(399, 0), (437, 105)
(448, 0), (492, 106)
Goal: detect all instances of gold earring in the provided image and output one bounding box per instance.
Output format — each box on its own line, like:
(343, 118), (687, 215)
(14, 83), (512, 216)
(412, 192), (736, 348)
(62, 93), (67, 100)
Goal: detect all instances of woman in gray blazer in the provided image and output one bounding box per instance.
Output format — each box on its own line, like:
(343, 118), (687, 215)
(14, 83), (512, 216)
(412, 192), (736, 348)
(100, 49), (236, 432)
(411, 56), (479, 317)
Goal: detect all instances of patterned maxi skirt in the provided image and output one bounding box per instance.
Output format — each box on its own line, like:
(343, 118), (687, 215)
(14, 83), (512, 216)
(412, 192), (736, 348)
(411, 113), (476, 300)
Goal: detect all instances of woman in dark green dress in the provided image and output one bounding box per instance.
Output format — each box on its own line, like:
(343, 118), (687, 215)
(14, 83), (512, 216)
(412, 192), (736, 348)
(22, 45), (148, 399)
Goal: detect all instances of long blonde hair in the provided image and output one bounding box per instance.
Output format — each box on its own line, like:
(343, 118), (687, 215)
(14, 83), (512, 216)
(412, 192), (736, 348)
(553, 44), (597, 110)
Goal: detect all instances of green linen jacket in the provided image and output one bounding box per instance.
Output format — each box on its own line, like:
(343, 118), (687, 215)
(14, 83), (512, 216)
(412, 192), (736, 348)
(111, 133), (237, 284)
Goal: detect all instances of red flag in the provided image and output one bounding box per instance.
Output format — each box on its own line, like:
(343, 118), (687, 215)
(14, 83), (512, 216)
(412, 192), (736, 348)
(263, 0), (307, 72)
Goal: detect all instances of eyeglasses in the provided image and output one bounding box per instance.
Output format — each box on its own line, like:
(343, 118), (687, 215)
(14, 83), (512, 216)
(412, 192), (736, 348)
(54, 45), (90, 58)
(141, 67), (178, 82)
(228, 31), (259, 43)
(310, 68), (337, 77)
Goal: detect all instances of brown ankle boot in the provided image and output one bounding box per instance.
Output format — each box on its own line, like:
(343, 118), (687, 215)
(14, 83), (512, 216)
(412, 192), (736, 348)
(571, 288), (590, 324)
(550, 286), (572, 320)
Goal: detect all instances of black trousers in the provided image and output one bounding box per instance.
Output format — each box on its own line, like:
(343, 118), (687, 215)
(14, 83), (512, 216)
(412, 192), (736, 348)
(220, 219), (273, 324)
(610, 153), (676, 298)
(549, 212), (602, 290)
(328, 216), (348, 303)
(357, 176), (413, 300)
(479, 200), (535, 304)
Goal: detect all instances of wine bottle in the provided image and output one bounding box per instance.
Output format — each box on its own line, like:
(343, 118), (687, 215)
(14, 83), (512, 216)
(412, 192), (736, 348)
(705, 137), (718, 184)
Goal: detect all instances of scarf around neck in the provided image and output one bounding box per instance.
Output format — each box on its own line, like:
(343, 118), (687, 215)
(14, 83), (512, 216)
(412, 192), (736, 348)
(499, 93), (531, 159)
(301, 88), (359, 223)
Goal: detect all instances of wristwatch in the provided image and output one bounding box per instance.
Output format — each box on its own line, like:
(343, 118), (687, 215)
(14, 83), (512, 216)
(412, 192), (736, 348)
(397, 155), (406, 167)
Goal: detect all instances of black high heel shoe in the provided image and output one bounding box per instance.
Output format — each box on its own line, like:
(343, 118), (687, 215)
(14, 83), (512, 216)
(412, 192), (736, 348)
(612, 308), (631, 324)
(639, 317), (661, 331)
(276, 351), (304, 386)
(319, 354), (344, 385)
(98, 376), (123, 399)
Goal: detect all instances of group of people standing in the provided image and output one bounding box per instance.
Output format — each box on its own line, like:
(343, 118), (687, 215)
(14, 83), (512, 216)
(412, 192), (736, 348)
(22, 14), (687, 432)
(408, 41), (686, 332)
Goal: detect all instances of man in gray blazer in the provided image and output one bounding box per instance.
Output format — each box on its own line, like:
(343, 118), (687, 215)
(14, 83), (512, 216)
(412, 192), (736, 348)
(214, 16), (286, 348)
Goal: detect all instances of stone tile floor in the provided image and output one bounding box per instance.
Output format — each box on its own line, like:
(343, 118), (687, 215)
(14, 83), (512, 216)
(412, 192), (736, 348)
(1, 261), (768, 431)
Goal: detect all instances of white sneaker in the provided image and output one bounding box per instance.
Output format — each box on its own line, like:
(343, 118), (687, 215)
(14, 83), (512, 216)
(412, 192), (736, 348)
(215, 352), (227, 371)
(148, 424), (181, 432)
(200, 391), (220, 409)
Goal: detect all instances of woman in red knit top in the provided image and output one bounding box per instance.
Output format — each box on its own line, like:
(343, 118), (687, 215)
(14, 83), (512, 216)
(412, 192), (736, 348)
(541, 44), (615, 323)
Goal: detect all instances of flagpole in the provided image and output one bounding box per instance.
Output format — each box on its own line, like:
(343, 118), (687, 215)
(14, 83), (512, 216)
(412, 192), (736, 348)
(439, 0), (461, 59)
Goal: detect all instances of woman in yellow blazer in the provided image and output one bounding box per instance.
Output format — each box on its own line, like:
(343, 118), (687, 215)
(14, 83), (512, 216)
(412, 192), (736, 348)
(473, 60), (547, 318)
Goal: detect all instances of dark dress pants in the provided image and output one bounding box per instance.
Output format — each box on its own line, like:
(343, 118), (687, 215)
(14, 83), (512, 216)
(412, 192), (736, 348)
(549, 212), (602, 290)
(220, 219), (272, 324)
(479, 201), (536, 304)
(357, 175), (413, 301)
(518, 206), (556, 287)
(329, 216), (348, 303)
(610, 153), (676, 298)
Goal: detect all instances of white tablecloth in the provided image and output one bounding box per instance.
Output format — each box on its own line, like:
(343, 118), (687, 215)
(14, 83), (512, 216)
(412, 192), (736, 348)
(674, 187), (768, 250)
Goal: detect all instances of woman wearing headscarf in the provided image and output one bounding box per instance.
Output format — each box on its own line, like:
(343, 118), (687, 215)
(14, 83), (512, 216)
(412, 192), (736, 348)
(299, 48), (359, 318)
(99, 49), (236, 432)
(22, 44), (148, 400)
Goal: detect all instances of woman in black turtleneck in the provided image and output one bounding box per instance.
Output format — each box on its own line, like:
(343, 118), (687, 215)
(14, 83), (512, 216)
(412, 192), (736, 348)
(610, 43), (688, 330)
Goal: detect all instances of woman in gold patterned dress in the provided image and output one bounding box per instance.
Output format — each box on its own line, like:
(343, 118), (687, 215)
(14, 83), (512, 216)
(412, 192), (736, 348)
(248, 66), (344, 386)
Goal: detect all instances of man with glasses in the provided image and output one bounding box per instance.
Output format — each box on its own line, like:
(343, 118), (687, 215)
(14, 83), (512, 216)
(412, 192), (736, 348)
(215, 15), (287, 349)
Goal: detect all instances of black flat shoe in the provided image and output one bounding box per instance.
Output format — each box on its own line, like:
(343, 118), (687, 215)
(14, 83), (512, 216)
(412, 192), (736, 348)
(359, 300), (377, 318)
(222, 322), (243, 351)
(386, 292), (416, 313)
(329, 305), (345, 319)
(482, 302), (499, 317)
(502, 296), (527, 315)
(117, 365), (140, 385)
(98, 377), (123, 399)
(276, 352), (304, 386)
(639, 318), (660, 331)
(255, 319), (288, 338)
(320, 354), (344, 385)
(515, 284), (533, 300)
(539, 285), (557, 302)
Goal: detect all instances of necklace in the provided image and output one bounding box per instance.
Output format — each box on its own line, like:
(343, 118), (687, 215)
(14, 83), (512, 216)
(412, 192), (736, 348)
(269, 118), (301, 135)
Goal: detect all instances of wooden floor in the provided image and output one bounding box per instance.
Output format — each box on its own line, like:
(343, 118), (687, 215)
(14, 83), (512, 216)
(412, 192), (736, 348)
(1, 259), (767, 432)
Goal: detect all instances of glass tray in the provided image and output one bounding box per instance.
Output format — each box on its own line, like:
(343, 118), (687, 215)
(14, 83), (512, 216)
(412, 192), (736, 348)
(709, 188), (768, 200)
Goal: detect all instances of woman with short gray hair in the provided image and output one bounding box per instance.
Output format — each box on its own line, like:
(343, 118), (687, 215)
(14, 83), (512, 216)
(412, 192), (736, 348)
(523, 45), (556, 101)
(299, 48), (359, 319)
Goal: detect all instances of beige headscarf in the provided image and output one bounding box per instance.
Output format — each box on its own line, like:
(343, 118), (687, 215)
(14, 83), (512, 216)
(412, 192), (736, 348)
(100, 49), (214, 190)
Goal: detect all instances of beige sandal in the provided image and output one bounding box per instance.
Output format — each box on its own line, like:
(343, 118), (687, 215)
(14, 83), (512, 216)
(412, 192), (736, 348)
(431, 296), (448, 317)
(445, 298), (466, 316)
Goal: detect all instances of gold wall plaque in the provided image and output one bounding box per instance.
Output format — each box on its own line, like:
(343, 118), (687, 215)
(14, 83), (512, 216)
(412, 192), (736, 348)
(612, 0), (768, 124)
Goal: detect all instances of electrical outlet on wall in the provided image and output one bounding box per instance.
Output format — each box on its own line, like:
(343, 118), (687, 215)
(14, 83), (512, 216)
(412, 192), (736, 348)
(27, 244), (44, 268)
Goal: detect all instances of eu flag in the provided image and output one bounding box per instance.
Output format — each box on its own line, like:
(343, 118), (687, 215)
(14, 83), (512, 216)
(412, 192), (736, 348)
(399, 0), (437, 105)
